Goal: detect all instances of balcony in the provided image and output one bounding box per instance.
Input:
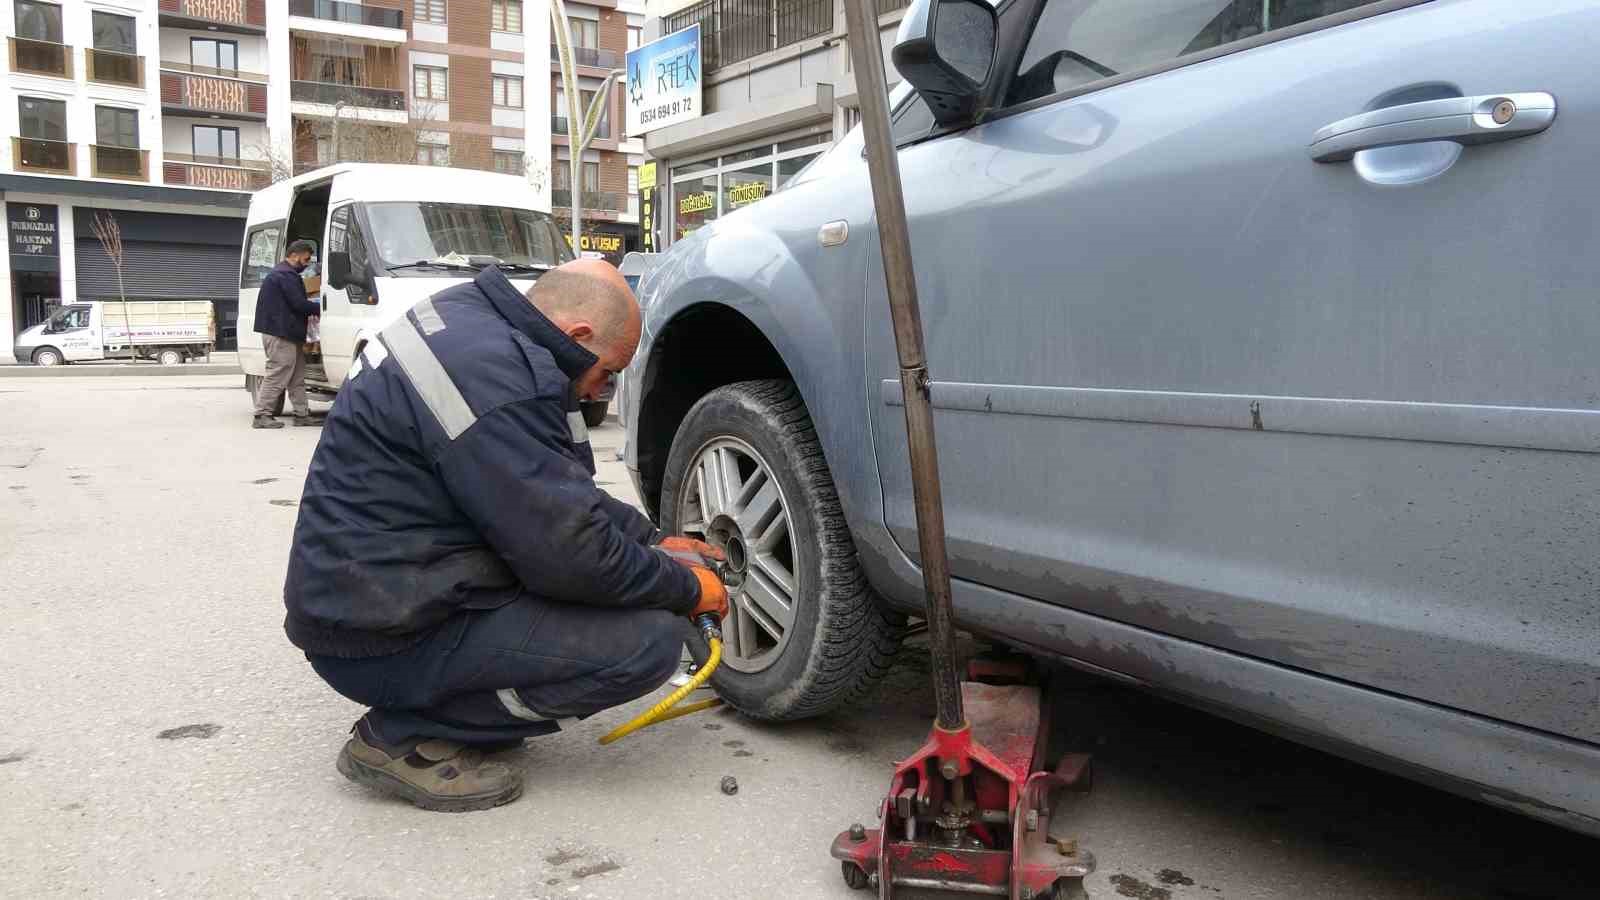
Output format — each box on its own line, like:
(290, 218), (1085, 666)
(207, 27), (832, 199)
(290, 80), (405, 111)
(13, 137), (74, 175)
(161, 67), (269, 119)
(551, 190), (628, 213)
(158, 0), (268, 34)
(163, 153), (271, 192)
(550, 44), (618, 70)
(663, 0), (832, 72)
(86, 49), (144, 87)
(289, 0), (405, 31)
(91, 145), (149, 181)
(551, 115), (569, 135)
(9, 38), (72, 79)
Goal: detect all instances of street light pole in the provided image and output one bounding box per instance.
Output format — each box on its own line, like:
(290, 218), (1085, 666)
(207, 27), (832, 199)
(550, 0), (626, 254)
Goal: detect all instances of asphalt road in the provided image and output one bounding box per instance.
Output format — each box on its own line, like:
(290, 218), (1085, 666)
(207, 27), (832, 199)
(1, 374), (1594, 899)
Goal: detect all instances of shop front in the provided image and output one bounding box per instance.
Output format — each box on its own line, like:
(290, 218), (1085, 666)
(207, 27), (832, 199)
(1, 176), (248, 362)
(663, 130), (831, 247)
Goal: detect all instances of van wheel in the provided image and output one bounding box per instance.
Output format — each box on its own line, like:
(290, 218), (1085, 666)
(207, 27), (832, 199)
(31, 347), (63, 367)
(157, 349), (185, 366)
(245, 374), (284, 416)
(660, 380), (904, 720)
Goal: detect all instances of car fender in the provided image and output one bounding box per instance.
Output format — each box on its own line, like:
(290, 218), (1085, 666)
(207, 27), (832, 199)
(634, 215), (884, 541)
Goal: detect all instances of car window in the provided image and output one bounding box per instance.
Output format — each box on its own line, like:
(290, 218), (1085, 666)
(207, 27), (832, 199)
(893, 95), (937, 146)
(240, 223), (282, 289)
(1009, 0), (1389, 106)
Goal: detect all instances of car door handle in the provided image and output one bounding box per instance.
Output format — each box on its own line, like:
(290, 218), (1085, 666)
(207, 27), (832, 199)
(1310, 92), (1556, 163)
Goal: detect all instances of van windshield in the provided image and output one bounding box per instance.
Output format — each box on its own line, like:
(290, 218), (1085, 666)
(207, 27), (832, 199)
(362, 202), (573, 274)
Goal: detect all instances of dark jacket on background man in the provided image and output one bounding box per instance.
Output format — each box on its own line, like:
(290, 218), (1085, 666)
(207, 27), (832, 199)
(254, 261), (321, 343)
(282, 267), (699, 658)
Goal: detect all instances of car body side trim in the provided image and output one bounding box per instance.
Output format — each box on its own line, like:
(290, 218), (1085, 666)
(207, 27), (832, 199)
(881, 380), (1600, 454)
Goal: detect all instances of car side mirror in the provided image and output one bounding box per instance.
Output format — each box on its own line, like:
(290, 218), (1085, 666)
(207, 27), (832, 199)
(892, 0), (998, 128)
(326, 250), (353, 290)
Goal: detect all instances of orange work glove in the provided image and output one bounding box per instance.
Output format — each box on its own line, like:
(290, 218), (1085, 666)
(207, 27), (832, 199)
(689, 566), (730, 621)
(658, 535), (727, 565)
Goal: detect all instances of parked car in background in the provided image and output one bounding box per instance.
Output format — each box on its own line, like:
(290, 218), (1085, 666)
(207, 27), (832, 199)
(14, 300), (214, 367)
(623, 0), (1600, 836)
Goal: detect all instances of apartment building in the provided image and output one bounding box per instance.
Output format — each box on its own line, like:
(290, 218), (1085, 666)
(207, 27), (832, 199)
(637, 0), (908, 250)
(1, 0), (644, 364)
(0, 0), (264, 362)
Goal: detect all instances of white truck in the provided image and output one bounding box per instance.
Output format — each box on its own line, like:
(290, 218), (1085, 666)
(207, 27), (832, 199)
(12, 300), (215, 367)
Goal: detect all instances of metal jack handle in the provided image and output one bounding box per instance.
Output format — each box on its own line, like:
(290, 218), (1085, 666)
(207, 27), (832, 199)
(842, 0), (964, 734)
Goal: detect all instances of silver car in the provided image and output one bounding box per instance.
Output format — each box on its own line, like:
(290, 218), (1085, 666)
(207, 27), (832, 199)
(623, 0), (1600, 835)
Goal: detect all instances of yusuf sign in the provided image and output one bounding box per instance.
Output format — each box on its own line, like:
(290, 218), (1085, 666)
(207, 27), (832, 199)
(625, 25), (701, 137)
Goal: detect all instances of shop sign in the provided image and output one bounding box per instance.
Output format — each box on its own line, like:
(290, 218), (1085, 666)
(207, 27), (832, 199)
(8, 203), (58, 259)
(562, 231), (625, 255)
(678, 192), (714, 215)
(638, 162), (658, 252)
(625, 25), (701, 137)
(726, 181), (768, 208)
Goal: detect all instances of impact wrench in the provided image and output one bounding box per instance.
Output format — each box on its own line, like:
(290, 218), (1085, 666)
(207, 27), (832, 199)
(598, 561), (731, 745)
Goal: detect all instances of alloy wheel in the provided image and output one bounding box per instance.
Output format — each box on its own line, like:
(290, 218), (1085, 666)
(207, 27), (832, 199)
(678, 436), (798, 673)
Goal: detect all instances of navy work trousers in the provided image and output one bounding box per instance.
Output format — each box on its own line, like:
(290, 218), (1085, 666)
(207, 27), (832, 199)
(309, 597), (690, 746)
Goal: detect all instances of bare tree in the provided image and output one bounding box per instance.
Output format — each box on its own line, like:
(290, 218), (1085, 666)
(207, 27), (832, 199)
(90, 211), (135, 363)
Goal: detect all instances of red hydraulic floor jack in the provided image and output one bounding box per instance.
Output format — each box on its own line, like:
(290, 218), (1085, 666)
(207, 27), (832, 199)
(828, 1), (1094, 896)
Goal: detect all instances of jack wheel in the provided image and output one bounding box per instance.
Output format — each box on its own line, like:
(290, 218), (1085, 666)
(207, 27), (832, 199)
(841, 862), (870, 891)
(1043, 878), (1089, 900)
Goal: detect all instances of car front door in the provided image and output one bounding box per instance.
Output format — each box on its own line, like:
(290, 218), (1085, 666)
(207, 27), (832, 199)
(867, 0), (1600, 743)
(320, 203), (380, 385)
(56, 305), (100, 361)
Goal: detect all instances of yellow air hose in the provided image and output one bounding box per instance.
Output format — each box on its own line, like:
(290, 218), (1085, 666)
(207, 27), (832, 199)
(599, 617), (724, 745)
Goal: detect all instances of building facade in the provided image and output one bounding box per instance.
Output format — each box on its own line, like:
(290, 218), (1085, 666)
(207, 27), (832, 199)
(1, 0), (641, 365)
(637, 0), (907, 251)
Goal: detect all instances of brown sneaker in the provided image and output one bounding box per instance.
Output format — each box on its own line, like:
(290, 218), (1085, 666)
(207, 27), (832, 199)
(336, 726), (523, 812)
(252, 415), (284, 429)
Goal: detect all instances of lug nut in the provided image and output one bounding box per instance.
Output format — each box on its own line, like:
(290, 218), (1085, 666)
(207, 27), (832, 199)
(940, 760), (959, 780)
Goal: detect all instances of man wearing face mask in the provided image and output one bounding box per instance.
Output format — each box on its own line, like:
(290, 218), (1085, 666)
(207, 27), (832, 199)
(252, 239), (322, 429)
(282, 259), (729, 812)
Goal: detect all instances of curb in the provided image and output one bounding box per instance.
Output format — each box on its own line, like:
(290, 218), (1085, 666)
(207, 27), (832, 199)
(0, 364), (240, 378)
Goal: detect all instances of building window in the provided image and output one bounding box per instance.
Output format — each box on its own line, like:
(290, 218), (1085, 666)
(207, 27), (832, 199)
(582, 162), (600, 193)
(18, 96), (65, 140)
(492, 74), (523, 109)
(14, 0), (62, 43)
(578, 90), (610, 139)
(492, 150), (523, 174)
(414, 0), (445, 24)
(492, 0), (522, 33)
(91, 11), (135, 53)
(193, 125), (240, 163)
(569, 19), (598, 49)
(627, 26), (642, 51)
(414, 65), (448, 101)
(628, 166), (638, 193)
(416, 142), (449, 166)
(191, 38), (238, 74)
(95, 106), (138, 148)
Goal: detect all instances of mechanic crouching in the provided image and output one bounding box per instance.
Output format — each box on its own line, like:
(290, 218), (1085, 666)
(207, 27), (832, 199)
(282, 259), (728, 812)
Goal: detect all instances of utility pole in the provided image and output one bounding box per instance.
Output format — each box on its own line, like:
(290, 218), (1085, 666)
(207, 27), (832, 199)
(550, 0), (626, 253)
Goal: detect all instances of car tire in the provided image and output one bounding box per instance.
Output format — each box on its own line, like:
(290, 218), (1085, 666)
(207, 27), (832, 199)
(660, 379), (903, 721)
(31, 347), (63, 367)
(245, 373), (284, 416)
(158, 349), (184, 366)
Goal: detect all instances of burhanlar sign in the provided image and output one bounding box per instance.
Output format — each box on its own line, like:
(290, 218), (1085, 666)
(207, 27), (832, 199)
(625, 25), (701, 137)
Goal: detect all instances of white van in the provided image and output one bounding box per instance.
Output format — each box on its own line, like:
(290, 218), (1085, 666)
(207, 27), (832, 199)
(238, 163), (572, 403)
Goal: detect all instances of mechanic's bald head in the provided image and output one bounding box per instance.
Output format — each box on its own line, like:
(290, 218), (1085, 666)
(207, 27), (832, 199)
(527, 258), (640, 401)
